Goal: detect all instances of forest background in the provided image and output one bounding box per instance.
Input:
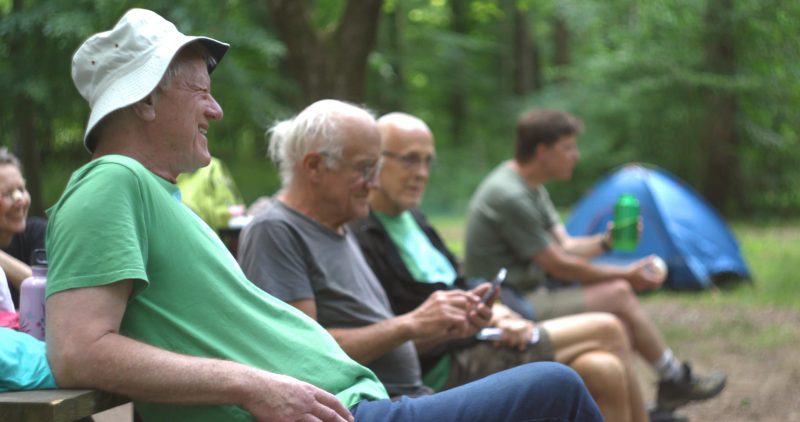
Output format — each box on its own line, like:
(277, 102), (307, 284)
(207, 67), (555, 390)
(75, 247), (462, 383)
(3, 2), (800, 420)
(1, 0), (799, 219)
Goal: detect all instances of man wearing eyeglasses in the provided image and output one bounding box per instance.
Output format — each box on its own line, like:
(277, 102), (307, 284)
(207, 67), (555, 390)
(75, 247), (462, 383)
(237, 99), (602, 421)
(350, 112), (662, 421)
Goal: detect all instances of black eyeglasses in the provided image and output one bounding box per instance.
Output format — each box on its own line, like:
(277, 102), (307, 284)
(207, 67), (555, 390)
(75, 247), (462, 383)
(381, 151), (436, 170)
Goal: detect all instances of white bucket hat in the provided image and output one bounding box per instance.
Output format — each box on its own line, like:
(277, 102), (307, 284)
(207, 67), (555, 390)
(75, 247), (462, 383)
(72, 8), (229, 152)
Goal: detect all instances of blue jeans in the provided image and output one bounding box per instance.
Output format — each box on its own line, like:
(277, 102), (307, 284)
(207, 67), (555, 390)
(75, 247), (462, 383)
(350, 362), (603, 422)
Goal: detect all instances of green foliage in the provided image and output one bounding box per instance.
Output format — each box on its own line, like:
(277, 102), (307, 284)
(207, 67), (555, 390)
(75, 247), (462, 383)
(524, 0), (800, 213)
(1, 0), (798, 217)
(311, 0), (346, 30)
(0, 0), (292, 210)
(366, 0), (800, 215)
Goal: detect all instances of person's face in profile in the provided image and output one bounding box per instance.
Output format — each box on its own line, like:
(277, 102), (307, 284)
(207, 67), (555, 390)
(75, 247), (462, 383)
(0, 164), (30, 241)
(376, 128), (436, 215)
(153, 54), (223, 177)
(319, 117), (382, 226)
(540, 134), (580, 181)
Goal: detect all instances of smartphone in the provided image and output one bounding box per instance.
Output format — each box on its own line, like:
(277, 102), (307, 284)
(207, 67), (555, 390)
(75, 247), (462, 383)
(480, 268), (507, 304)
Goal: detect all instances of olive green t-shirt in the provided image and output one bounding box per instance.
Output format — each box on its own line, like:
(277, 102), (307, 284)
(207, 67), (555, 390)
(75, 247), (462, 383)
(464, 162), (561, 292)
(46, 155), (387, 421)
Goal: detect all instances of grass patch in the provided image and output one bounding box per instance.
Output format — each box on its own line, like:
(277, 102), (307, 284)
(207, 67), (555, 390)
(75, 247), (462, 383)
(428, 214), (800, 312)
(728, 221), (800, 310)
(428, 215), (467, 258)
(656, 306), (800, 351)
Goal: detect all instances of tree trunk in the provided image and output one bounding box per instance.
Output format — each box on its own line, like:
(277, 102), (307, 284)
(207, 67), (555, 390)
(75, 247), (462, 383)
(14, 99), (43, 217)
(448, 0), (468, 146)
(10, 0), (44, 217)
(513, 7), (536, 95)
(497, 0), (514, 95)
(553, 9), (570, 82)
(381, 2), (406, 112)
(265, 0), (383, 105)
(701, 0), (738, 214)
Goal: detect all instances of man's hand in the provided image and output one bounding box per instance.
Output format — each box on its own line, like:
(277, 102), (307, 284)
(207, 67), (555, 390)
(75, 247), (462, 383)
(244, 373), (353, 422)
(601, 222), (614, 252)
(602, 217), (644, 252)
(626, 255), (664, 291)
(488, 303), (519, 325)
(488, 304), (533, 351)
(465, 283), (494, 333)
(407, 289), (484, 339)
(494, 317), (536, 351)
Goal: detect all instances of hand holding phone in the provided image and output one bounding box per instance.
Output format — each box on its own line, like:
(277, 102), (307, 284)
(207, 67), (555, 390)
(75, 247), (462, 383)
(476, 326), (541, 345)
(480, 268), (507, 304)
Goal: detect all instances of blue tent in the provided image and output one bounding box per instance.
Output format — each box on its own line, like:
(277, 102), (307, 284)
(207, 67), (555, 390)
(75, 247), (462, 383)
(565, 164), (751, 290)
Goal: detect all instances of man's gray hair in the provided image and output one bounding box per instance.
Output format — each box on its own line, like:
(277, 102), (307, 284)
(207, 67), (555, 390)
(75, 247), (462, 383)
(158, 42), (217, 90)
(0, 147), (21, 169)
(267, 99), (374, 187)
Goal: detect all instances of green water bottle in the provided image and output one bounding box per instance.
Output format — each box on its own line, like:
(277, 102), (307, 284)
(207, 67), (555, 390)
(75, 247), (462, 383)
(612, 194), (639, 252)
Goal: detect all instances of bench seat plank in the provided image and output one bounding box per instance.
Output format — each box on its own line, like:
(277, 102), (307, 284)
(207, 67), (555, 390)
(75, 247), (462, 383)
(0, 389), (129, 422)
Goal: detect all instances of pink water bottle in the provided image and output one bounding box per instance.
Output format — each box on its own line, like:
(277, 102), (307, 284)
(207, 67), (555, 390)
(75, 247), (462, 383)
(19, 249), (47, 340)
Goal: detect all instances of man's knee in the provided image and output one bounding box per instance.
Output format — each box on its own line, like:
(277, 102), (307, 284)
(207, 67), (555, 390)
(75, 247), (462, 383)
(476, 362), (601, 421)
(589, 279), (636, 310)
(590, 313), (631, 349)
(515, 362), (585, 393)
(609, 279), (635, 299)
(572, 352), (627, 390)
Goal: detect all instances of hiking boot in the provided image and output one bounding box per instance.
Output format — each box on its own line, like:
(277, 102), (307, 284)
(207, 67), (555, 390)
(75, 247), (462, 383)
(649, 408), (689, 422)
(657, 363), (727, 411)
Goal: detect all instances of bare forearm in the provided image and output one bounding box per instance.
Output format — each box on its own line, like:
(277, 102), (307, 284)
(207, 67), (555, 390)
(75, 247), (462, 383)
(547, 256), (629, 285)
(412, 333), (454, 353)
(327, 316), (414, 365)
(560, 233), (606, 258)
(0, 250), (32, 290)
(50, 331), (259, 406)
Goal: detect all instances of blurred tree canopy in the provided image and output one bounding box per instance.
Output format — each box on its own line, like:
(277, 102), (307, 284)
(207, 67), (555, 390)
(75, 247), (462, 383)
(1, 0), (798, 217)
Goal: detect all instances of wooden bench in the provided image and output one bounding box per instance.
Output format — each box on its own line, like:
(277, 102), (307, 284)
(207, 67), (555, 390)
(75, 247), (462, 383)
(0, 389), (130, 422)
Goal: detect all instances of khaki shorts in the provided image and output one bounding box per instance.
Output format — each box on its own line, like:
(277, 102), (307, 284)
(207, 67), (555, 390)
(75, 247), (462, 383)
(440, 328), (555, 391)
(527, 284), (586, 321)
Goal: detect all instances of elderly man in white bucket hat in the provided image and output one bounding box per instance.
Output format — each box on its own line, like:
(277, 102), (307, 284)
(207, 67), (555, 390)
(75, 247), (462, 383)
(43, 9), (602, 422)
(46, 8), (367, 421)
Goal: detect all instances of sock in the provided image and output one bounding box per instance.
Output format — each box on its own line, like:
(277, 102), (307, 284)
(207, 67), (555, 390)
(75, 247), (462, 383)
(654, 349), (683, 381)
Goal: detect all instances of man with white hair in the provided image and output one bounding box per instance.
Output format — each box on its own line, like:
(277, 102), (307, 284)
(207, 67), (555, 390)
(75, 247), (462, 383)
(45, 9), (600, 422)
(238, 99), (602, 421)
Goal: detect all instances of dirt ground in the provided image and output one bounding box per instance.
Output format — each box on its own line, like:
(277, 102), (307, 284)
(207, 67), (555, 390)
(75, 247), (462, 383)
(637, 299), (800, 422)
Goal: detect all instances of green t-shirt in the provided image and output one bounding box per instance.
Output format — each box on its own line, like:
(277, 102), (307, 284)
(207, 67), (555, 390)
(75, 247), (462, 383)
(45, 155), (387, 421)
(374, 210), (457, 286)
(464, 162), (561, 292)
